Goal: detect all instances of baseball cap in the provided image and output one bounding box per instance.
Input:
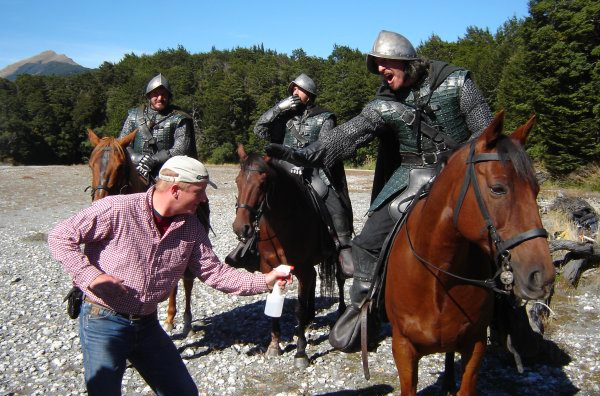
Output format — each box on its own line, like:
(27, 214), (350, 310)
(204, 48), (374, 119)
(158, 156), (217, 189)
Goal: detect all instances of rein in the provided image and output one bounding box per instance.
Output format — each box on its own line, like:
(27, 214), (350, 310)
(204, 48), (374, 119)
(407, 140), (548, 294)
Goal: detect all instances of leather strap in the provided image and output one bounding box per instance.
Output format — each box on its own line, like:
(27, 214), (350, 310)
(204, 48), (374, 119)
(360, 302), (371, 380)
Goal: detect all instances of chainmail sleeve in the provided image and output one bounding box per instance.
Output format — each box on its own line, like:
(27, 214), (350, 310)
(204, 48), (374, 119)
(318, 105), (386, 169)
(460, 77), (493, 140)
(168, 118), (195, 157)
(119, 110), (137, 139)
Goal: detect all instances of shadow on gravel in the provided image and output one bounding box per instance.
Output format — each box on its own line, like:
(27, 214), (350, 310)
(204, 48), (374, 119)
(176, 295), (347, 360)
(313, 384), (394, 395)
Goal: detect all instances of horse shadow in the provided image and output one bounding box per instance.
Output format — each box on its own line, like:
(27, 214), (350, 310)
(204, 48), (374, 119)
(417, 338), (578, 396)
(175, 295), (347, 360)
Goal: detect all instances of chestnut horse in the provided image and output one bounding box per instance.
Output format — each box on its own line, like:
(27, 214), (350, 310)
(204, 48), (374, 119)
(384, 112), (555, 395)
(87, 128), (196, 335)
(232, 145), (345, 368)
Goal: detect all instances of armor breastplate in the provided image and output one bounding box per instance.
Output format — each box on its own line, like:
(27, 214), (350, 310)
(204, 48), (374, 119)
(368, 70), (471, 211)
(129, 106), (187, 155)
(283, 111), (333, 149)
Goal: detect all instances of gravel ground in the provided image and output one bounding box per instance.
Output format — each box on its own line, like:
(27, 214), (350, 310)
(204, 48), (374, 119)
(0, 164), (599, 396)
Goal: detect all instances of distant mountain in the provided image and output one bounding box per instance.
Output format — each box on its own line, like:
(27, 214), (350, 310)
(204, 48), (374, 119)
(0, 50), (91, 81)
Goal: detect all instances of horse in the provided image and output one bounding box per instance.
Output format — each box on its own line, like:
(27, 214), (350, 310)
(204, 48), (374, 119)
(383, 111), (555, 395)
(232, 144), (346, 368)
(87, 128), (196, 335)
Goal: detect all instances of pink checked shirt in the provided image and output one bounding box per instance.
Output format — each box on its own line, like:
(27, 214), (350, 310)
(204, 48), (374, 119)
(48, 188), (268, 315)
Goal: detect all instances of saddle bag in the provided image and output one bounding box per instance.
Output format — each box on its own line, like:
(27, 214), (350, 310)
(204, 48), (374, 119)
(63, 286), (84, 319)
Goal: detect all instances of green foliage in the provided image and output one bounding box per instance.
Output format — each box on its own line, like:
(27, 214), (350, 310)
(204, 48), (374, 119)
(1, 2), (598, 179)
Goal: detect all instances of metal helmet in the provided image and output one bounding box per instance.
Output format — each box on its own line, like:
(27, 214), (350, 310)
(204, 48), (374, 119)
(287, 73), (317, 96)
(366, 30), (418, 74)
(145, 73), (172, 96)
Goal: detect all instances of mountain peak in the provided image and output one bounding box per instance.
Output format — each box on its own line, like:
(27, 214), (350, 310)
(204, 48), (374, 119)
(0, 50), (89, 81)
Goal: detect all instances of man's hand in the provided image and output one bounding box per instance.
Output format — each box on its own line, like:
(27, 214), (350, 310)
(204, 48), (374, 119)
(277, 95), (302, 112)
(264, 143), (295, 161)
(87, 273), (128, 300)
(136, 154), (157, 178)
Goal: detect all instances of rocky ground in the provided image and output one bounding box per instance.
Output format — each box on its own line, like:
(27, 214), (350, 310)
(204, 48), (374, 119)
(0, 164), (598, 396)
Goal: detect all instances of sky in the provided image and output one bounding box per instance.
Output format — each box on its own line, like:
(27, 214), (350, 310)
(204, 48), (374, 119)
(0, 0), (530, 70)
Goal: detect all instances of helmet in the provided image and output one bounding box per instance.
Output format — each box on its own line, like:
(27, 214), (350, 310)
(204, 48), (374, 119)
(145, 73), (172, 96)
(366, 30), (418, 74)
(287, 73), (317, 96)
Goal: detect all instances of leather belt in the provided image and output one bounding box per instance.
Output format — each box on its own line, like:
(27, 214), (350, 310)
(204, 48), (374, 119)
(401, 152), (440, 166)
(84, 296), (156, 321)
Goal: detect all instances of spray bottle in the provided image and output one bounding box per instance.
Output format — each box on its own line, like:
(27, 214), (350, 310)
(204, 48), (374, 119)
(264, 264), (294, 317)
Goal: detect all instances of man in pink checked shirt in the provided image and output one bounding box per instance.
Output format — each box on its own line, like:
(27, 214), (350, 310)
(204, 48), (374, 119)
(48, 155), (289, 396)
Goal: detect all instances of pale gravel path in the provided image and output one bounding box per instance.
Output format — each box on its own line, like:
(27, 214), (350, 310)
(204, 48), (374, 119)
(0, 164), (598, 395)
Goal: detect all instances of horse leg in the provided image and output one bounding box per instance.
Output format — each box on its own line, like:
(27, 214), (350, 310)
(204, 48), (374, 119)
(266, 318), (282, 357)
(335, 268), (346, 317)
(391, 330), (419, 396)
(164, 283), (177, 332)
(293, 265), (316, 369)
(443, 352), (457, 395)
(181, 272), (194, 337)
(457, 338), (486, 396)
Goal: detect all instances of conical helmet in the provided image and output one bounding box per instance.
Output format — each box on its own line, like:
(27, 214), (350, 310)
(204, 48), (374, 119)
(145, 73), (172, 96)
(287, 73), (317, 96)
(366, 30), (418, 74)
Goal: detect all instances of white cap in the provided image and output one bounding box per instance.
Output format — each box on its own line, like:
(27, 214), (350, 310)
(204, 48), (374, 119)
(158, 156), (217, 189)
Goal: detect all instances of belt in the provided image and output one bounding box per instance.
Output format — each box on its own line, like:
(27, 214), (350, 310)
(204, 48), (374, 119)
(84, 296), (156, 321)
(401, 152), (440, 166)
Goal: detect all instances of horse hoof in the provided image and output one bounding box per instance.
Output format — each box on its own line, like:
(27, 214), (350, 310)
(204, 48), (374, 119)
(266, 346), (282, 357)
(182, 324), (194, 337)
(294, 356), (310, 369)
(163, 322), (174, 332)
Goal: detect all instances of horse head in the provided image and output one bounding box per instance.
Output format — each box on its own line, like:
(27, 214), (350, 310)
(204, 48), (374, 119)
(447, 111), (555, 301)
(87, 128), (139, 201)
(232, 144), (272, 241)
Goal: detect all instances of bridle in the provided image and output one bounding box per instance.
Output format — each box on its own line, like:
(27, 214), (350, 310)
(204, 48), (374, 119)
(407, 139), (548, 294)
(85, 145), (130, 200)
(234, 165), (268, 242)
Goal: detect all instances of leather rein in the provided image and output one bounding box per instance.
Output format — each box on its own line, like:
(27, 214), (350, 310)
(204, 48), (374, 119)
(406, 139), (548, 294)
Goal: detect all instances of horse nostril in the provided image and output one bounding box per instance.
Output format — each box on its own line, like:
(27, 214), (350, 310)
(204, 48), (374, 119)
(529, 270), (543, 289)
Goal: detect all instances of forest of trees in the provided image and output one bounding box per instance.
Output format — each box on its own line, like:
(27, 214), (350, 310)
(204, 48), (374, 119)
(0, 0), (598, 177)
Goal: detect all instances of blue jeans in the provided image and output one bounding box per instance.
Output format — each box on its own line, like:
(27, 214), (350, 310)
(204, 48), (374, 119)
(79, 302), (198, 396)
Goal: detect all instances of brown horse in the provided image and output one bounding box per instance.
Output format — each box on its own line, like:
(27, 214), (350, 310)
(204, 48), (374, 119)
(232, 145), (345, 368)
(87, 128), (196, 335)
(384, 112), (555, 395)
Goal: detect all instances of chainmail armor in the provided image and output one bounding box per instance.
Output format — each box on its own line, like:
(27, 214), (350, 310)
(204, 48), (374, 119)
(460, 78), (493, 140)
(120, 106), (195, 158)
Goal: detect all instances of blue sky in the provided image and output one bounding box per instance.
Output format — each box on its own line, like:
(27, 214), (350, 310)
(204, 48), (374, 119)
(0, 0), (530, 70)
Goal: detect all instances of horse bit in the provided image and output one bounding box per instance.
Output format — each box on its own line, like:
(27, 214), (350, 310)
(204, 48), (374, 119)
(408, 140), (548, 294)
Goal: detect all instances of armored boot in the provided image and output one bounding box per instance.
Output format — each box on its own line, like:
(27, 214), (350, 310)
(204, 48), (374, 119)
(329, 246), (379, 352)
(324, 190), (355, 279)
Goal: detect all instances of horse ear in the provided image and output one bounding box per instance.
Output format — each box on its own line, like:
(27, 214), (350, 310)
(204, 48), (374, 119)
(510, 114), (536, 146)
(237, 144), (248, 162)
(87, 128), (101, 147)
(118, 128), (138, 147)
(483, 110), (505, 148)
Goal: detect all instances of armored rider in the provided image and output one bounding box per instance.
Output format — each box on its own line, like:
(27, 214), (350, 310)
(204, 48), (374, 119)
(120, 73), (197, 182)
(255, 73), (355, 277)
(265, 31), (493, 350)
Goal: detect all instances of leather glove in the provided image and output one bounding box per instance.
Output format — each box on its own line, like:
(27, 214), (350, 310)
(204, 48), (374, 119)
(265, 142), (326, 168)
(136, 154), (158, 178)
(277, 95), (302, 112)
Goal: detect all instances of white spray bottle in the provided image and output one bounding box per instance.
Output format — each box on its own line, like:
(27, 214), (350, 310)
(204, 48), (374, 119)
(264, 264), (293, 317)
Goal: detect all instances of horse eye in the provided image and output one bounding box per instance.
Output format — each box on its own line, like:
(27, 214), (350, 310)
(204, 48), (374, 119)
(490, 184), (507, 195)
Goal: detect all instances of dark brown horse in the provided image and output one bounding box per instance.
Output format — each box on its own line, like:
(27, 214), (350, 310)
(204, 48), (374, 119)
(384, 112), (555, 395)
(87, 128), (196, 335)
(232, 145), (345, 368)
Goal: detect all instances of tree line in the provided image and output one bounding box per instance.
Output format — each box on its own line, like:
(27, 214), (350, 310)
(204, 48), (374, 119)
(0, 0), (598, 177)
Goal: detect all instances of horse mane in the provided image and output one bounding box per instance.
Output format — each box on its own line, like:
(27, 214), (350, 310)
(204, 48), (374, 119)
(95, 136), (127, 160)
(495, 135), (538, 189)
